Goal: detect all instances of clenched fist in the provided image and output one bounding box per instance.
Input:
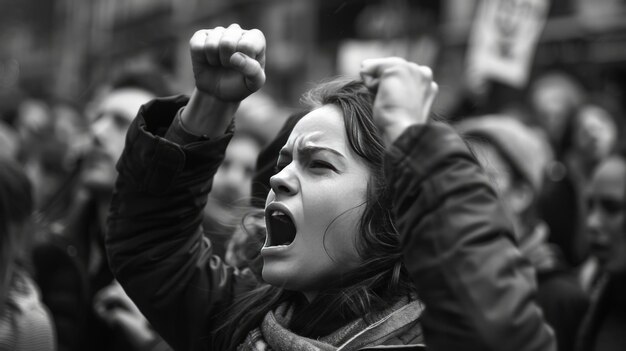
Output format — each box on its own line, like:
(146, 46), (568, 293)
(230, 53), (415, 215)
(189, 24), (266, 102)
(360, 57), (438, 145)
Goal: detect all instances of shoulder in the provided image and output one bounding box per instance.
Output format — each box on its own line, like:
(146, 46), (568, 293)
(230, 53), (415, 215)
(2, 271), (56, 351)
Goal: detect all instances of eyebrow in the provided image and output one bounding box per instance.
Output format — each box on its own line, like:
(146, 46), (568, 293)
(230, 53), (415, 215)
(277, 145), (346, 163)
(299, 145), (345, 158)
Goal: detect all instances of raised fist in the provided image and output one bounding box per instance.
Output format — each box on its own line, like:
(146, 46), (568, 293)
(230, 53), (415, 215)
(360, 57), (438, 144)
(189, 24), (266, 102)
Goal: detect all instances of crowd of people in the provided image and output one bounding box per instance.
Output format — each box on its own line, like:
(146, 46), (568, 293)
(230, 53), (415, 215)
(0, 23), (624, 351)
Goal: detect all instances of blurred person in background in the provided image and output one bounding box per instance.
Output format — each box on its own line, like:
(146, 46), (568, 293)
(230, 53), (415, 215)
(13, 99), (67, 211)
(32, 68), (173, 351)
(538, 100), (619, 268)
(457, 115), (589, 351)
(0, 156), (56, 351)
(576, 151), (626, 351)
(202, 126), (266, 260)
(14, 99), (89, 225)
(528, 70), (585, 159)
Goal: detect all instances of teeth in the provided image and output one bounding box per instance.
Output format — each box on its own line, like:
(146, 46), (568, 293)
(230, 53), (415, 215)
(271, 210), (286, 217)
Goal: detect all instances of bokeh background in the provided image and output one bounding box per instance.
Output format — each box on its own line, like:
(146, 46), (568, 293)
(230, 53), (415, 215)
(0, 0), (625, 117)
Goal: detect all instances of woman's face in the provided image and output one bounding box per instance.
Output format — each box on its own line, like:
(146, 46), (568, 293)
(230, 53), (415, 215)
(574, 106), (616, 162)
(262, 105), (371, 299)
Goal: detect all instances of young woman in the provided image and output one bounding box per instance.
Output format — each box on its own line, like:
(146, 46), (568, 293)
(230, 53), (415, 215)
(0, 156), (56, 350)
(106, 24), (555, 350)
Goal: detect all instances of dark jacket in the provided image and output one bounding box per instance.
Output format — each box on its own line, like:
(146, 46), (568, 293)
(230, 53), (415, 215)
(576, 273), (626, 351)
(106, 96), (555, 351)
(33, 194), (115, 351)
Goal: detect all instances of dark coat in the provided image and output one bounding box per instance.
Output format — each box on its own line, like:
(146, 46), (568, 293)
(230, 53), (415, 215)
(576, 273), (626, 351)
(33, 194), (115, 351)
(106, 96), (555, 351)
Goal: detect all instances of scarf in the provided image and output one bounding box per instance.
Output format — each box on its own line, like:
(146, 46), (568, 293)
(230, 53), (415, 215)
(237, 297), (423, 351)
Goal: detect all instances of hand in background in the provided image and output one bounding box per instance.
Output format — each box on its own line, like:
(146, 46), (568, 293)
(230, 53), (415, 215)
(94, 280), (163, 350)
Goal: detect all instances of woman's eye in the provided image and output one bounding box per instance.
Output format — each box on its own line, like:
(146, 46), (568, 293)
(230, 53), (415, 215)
(310, 160), (335, 171)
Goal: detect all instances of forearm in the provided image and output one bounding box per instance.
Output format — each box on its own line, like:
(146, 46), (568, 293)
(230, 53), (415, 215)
(388, 123), (556, 351)
(180, 88), (239, 138)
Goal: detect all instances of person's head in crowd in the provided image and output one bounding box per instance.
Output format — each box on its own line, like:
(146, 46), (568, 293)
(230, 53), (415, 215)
(529, 69), (585, 157)
(204, 128), (266, 224)
(457, 115), (553, 238)
(0, 155), (55, 351)
(52, 101), (89, 152)
(13, 99), (69, 210)
(263, 79), (406, 294)
(585, 151), (626, 274)
(220, 78), (417, 345)
(233, 90), (290, 145)
(0, 156), (34, 306)
(81, 67), (172, 195)
(14, 99), (53, 143)
(571, 102), (618, 170)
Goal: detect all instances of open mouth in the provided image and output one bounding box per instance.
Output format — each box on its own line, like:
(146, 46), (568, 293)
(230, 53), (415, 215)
(266, 208), (297, 247)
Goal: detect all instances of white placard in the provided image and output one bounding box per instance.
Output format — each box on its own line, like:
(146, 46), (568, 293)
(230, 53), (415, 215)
(467, 0), (550, 88)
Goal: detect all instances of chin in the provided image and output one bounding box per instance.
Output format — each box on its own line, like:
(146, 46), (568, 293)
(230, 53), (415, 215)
(81, 171), (116, 193)
(261, 262), (294, 289)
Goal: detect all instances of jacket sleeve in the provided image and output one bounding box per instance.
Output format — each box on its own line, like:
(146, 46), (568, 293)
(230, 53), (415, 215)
(386, 123), (556, 351)
(105, 96), (257, 351)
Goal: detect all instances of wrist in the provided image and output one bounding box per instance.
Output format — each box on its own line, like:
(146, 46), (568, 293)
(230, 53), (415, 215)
(383, 120), (415, 146)
(180, 88), (240, 138)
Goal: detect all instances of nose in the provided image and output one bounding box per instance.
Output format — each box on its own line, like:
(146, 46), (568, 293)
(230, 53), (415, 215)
(269, 167), (297, 196)
(90, 115), (113, 141)
(586, 206), (603, 237)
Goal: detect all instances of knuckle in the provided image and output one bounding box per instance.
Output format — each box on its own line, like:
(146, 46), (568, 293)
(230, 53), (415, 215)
(247, 28), (265, 41)
(189, 31), (205, 47)
(382, 65), (405, 77)
(191, 30), (204, 39)
(420, 66), (433, 80)
(236, 41), (255, 55)
(219, 34), (238, 49)
(408, 62), (420, 71)
(219, 38), (237, 50)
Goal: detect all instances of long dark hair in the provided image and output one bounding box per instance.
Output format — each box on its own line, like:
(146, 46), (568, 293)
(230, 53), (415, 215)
(0, 156), (34, 308)
(214, 79), (415, 350)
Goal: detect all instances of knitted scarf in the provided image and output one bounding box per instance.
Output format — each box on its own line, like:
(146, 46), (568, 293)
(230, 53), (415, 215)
(237, 297), (424, 351)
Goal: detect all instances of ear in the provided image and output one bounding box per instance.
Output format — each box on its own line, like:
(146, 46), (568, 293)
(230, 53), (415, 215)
(509, 183), (534, 215)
